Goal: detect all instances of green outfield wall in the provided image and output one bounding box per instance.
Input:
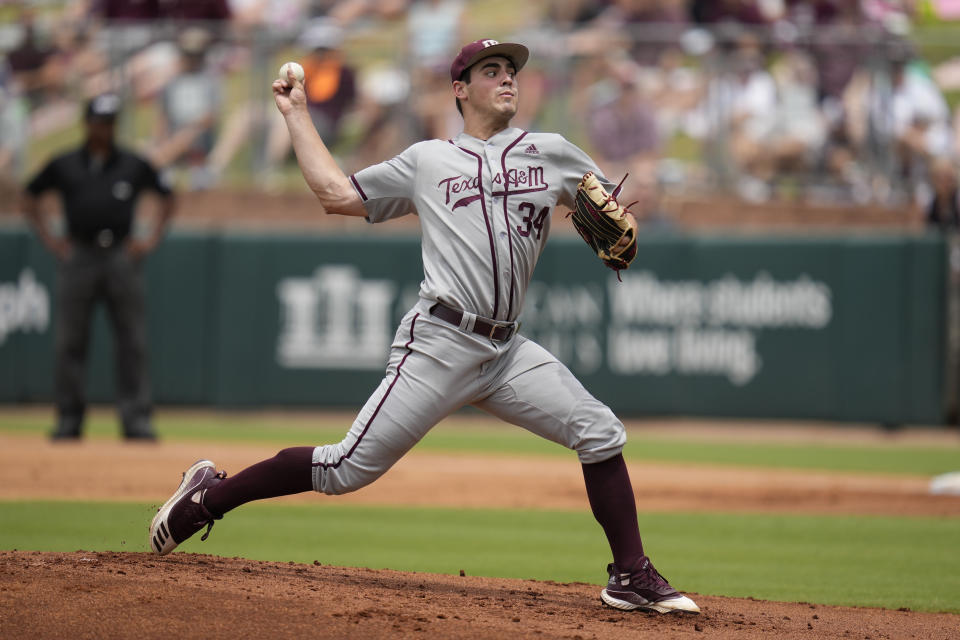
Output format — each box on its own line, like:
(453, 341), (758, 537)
(0, 227), (947, 424)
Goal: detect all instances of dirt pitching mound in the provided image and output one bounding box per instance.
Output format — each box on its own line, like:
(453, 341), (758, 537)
(1, 551), (956, 639)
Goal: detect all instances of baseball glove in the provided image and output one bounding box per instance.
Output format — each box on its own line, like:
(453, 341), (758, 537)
(571, 172), (638, 274)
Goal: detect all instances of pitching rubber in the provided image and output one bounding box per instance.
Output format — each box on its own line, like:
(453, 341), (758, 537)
(600, 588), (701, 614)
(149, 459), (215, 556)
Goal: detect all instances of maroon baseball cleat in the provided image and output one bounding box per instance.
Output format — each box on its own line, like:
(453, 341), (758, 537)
(149, 459), (227, 555)
(600, 557), (700, 614)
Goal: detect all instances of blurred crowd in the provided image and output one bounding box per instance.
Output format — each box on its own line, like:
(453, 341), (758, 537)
(3, 0), (960, 227)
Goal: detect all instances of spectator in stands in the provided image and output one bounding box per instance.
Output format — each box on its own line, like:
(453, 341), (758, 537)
(544, 0), (609, 29)
(89, 0), (230, 104)
(573, 41), (675, 228)
(407, 0), (465, 69)
(21, 94), (175, 441)
(257, 18), (358, 187)
(152, 28), (222, 190)
(641, 44), (705, 141)
(762, 48), (828, 183)
(298, 20), (357, 146)
(161, 0), (232, 22)
(707, 32), (830, 202)
(803, 1), (870, 107)
(96, 0), (160, 19)
(586, 55), (661, 181)
(340, 0), (471, 165)
(161, 0), (235, 62)
(6, 8), (61, 109)
(302, 0), (342, 17)
(87, 0), (181, 102)
(689, 0), (770, 26)
(0, 60), (28, 207)
(49, 20), (110, 97)
(692, 32), (778, 200)
(926, 156), (960, 230)
(821, 101), (873, 203)
(90, 0), (161, 62)
(324, 0), (408, 24)
(406, 0), (466, 140)
(593, 0), (689, 66)
(348, 64), (415, 172)
(229, 0), (307, 37)
(835, 40), (951, 204)
(3, 8), (84, 142)
(883, 45), (952, 198)
(861, 0), (918, 26)
(831, 55), (892, 202)
(724, 49), (777, 200)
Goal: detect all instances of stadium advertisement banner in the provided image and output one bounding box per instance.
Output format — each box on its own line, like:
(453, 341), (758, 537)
(0, 229), (947, 425)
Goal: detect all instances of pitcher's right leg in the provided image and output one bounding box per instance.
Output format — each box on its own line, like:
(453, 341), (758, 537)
(149, 308), (481, 554)
(312, 362), (459, 495)
(313, 309), (478, 495)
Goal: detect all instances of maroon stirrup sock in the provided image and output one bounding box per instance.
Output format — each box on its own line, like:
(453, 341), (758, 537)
(581, 453), (645, 571)
(203, 446), (315, 516)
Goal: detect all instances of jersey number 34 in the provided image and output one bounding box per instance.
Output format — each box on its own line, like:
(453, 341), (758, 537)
(517, 202), (549, 240)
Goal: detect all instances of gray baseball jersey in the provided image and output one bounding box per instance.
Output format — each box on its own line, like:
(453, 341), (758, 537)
(311, 128), (625, 495)
(350, 128), (616, 321)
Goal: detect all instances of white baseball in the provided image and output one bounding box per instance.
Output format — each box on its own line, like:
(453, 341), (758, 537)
(279, 62), (304, 84)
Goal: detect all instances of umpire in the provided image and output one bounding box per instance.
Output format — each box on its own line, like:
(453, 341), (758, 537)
(21, 94), (175, 441)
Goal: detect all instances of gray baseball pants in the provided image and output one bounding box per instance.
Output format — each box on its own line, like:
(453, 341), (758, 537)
(312, 298), (626, 494)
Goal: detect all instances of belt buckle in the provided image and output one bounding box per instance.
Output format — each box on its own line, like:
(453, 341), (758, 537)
(96, 229), (114, 248)
(488, 321), (515, 341)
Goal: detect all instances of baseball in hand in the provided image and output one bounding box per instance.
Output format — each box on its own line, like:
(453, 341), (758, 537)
(279, 62), (304, 84)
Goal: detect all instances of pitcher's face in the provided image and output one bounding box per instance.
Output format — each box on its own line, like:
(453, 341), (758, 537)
(456, 56), (518, 120)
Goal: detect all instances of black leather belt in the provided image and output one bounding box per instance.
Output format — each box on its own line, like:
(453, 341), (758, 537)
(429, 302), (518, 342)
(73, 229), (123, 249)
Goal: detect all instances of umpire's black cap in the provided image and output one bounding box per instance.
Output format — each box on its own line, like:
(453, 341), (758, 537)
(85, 93), (121, 122)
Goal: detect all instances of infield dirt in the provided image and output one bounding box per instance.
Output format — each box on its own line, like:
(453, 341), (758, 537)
(1, 429), (958, 517)
(2, 550), (959, 639)
(1, 421), (959, 638)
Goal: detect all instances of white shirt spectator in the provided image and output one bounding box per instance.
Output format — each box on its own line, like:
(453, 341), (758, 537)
(406, 0), (464, 71)
(873, 66), (952, 157)
(693, 67), (777, 142)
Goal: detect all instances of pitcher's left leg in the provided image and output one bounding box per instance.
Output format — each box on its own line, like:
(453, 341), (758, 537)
(473, 337), (625, 463)
(474, 338), (698, 614)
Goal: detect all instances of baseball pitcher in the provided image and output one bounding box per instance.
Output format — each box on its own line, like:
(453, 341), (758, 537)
(149, 38), (698, 615)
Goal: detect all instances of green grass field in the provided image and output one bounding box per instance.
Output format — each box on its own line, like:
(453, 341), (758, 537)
(2, 411), (959, 613)
(2, 501), (958, 613)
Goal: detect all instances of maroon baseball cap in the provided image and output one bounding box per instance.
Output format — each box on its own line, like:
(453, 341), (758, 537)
(450, 39), (529, 82)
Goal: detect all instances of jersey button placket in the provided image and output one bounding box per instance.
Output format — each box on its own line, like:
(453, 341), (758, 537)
(486, 144), (512, 317)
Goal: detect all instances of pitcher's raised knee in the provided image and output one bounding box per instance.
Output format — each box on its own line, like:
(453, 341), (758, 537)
(573, 409), (627, 465)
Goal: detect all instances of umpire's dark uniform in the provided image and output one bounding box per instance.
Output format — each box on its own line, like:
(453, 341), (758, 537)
(22, 94), (175, 440)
